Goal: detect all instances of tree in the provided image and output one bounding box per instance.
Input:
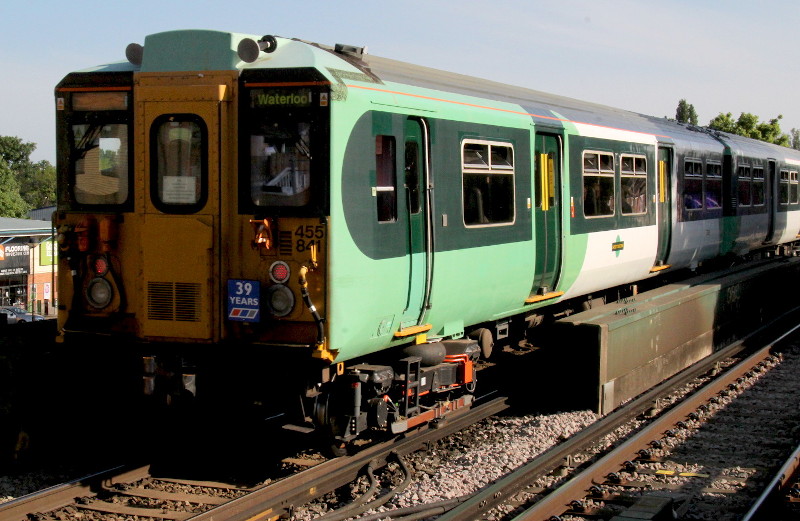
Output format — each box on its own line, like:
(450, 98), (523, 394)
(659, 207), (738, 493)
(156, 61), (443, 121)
(791, 129), (800, 150)
(708, 112), (738, 134)
(0, 160), (29, 218)
(0, 137), (35, 170)
(708, 112), (790, 146)
(676, 99), (698, 125)
(0, 136), (56, 212)
(18, 160), (56, 209)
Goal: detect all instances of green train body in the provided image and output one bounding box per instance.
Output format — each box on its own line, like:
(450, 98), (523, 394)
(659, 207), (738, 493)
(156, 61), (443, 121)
(54, 30), (800, 442)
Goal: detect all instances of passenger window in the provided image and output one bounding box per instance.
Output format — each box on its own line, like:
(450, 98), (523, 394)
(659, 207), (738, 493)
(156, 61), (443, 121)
(462, 140), (515, 226)
(738, 165), (752, 207)
(583, 151), (615, 217)
(780, 169), (790, 205)
(620, 154), (647, 215)
(151, 115), (206, 212)
(376, 135), (397, 223)
(751, 166), (764, 206)
(683, 159), (703, 210)
(792, 171), (799, 204)
(705, 162), (722, 209)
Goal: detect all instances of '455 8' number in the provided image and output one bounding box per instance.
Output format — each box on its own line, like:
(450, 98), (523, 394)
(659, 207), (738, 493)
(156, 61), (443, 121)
(295, 225), (324, 253)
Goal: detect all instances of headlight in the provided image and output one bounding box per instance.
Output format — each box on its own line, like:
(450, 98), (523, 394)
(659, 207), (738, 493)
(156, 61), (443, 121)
(86, 277), (113, 309)
(265, 284), (294, 317)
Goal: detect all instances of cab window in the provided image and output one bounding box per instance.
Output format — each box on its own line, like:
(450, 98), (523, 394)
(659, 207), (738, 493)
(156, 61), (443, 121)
(68, 91), (130, 206)
(245, 88), (321, 209)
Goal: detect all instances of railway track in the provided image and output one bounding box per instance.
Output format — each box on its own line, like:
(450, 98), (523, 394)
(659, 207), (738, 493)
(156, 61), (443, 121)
(0, 395), (507, 521)
(431, 312), (800, 521)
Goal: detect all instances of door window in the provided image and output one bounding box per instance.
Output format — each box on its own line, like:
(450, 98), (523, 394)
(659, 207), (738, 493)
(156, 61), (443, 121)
(151, 114), (207, 213)
(375, 135), (397, 223)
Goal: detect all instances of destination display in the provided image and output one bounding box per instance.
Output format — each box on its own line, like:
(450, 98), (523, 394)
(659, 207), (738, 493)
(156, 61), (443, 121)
(251, 89), (313, 108)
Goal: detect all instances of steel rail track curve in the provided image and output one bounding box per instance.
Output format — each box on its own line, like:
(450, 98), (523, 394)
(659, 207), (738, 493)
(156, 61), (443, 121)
(432, 306), (800, 521)
(0, 396), (508, 521)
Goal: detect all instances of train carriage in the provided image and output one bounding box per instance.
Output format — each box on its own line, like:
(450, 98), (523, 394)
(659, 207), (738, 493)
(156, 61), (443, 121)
(53, 29), (800, 445)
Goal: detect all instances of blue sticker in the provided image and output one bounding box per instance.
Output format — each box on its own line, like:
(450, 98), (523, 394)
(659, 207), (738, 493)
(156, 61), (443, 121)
(227, 279), (260, 322)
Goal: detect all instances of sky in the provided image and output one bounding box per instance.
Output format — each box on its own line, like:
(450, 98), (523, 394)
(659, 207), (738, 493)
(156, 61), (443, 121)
(1, 1), (799, 163)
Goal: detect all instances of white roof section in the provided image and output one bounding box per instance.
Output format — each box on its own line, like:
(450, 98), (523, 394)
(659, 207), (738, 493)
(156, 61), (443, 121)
(0, 217), (54, 239)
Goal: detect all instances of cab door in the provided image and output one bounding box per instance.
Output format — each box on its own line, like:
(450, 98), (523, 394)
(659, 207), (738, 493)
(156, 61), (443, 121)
(136, 74), (234, 341)
(398, 118), (430, 329)
(531, 132), (562, 298)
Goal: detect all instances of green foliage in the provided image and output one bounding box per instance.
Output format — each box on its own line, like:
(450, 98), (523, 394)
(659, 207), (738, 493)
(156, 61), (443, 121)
(708, 112), (790, 146)
(0, 137), (35, 170)
(790, 129), (800, 151)
(18, 160), (56, 208)
(0, 136), (56, 217)
(676, 99), (698, 125)
(0, 160), (29, 218)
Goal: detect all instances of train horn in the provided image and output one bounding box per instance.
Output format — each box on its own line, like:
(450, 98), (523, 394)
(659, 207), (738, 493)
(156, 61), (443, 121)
(237, 35), (278, 63)
(126, 43), (143, 66)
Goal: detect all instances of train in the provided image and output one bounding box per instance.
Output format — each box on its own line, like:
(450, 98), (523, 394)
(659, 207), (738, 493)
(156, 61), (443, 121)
(53, 29), (800, 449)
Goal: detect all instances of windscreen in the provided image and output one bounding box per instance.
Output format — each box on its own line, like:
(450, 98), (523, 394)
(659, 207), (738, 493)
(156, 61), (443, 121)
(243, 86), (329, 211)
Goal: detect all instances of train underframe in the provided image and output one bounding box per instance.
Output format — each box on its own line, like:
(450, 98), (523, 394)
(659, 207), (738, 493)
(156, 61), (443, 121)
(136, 336), (481, 449)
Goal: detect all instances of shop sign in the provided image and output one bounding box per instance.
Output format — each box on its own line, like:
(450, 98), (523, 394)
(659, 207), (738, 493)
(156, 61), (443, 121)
(40, 239), (56, 266)
(0, 242), (30, 276)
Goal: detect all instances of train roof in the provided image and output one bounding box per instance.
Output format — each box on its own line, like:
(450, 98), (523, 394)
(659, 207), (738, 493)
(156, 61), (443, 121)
(67, 29), (800, 164)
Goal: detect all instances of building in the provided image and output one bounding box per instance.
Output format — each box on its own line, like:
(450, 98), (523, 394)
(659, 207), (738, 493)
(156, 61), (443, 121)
(0, 213), (57, 316)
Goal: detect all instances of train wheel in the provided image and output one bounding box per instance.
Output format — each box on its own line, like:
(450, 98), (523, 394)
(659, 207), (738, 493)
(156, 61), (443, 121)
(313, 391), (350, 457)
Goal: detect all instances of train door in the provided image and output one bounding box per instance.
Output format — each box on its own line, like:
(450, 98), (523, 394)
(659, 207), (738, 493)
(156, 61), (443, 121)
(398, 118), (430, 329)
(764, 159), (777, 244)
(652, 147), (672, 270)
(531, 132), (562, 298)
(137, 74), (234, 341)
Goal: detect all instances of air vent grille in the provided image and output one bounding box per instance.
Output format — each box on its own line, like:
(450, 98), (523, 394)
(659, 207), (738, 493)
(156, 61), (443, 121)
(279, 231), (293, 256)
(147, 282), (201, 322)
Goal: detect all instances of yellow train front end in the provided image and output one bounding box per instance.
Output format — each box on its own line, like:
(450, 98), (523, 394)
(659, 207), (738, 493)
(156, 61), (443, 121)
(55, 70), (237, 344)
(54, 32), (333, 412)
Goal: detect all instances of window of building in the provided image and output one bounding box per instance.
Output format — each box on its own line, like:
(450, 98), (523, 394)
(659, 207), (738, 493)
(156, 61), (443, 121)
(620, 154), (647, 214)
(376, 135), (397, 223)
(583, 151), (615, 217)
(462, 140), (515, 226)
(705, 162), (722, 209)
(683, 159), (703, 210)
(737, 165), (752, 207)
